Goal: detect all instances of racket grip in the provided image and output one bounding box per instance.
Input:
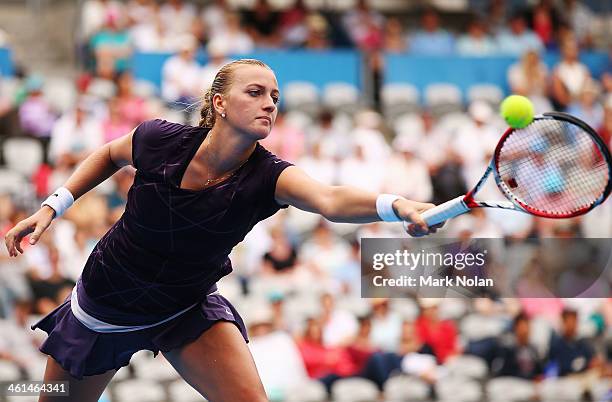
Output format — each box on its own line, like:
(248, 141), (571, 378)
(420, 196), (470, 226)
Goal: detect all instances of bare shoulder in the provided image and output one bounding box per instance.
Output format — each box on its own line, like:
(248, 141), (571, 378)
(109, 128), (136, 168)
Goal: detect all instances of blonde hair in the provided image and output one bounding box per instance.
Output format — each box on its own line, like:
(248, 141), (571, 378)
(199, 59), (272, 128)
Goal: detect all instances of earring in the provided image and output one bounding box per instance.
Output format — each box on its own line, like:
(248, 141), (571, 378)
(221, 112), (226, 118)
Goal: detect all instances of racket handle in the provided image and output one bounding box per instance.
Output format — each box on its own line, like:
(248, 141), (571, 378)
(420, 196), (470, 226)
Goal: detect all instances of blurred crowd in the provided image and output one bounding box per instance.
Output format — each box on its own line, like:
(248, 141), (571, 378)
(0, 0), (611, 400)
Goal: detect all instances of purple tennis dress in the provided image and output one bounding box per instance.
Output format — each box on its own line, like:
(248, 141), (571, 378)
(31, 119), (293, 379)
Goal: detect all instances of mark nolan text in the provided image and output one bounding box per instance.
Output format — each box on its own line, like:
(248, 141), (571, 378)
(373, 275), (494, 287)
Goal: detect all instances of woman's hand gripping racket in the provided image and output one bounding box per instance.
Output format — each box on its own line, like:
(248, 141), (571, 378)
(407, 112), (611, 229)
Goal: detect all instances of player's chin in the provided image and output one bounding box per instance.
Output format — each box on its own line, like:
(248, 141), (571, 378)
(247, 123), (272, 140)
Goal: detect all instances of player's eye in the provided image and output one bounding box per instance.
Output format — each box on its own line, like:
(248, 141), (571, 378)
(271, 95), (279, 104)
(248, 90), (260, 97)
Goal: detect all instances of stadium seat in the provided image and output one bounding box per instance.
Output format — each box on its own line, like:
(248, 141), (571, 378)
(467, 84), (504, 108)
(443, 355), (488, 380)
(283, 81), (320, 117)
(435, 112), (472, 137)
(113, 379), (166, 402)
(381, 83), (420, 122)
(486, 377), (536, 402)
(460, 314), (507, 342)
(331, 378), (379, 402)
(538, 378), (584, 402)
(322, 82), (361, 115)
(435, 378), (482, 402)
(0, 168), (27, 195)
(2, 137), (43, 177)
(284, 110), (313, 132)
(424, 83), (463, 118)
(438, 298), (468, 320)
(168, 379), (207, 402)
(383, 375), (430, 401)
(0, 360), (21, 381)
(43, 77), (76, 113)
(284, 379), (327, 402)
(87, 78), (116, 100)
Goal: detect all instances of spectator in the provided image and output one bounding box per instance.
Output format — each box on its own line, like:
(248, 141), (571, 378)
(297, 142), (337, 186)
(48, 100), (104, 168)
(558, 0), (594, 48)
(209, 12), (254, 55)
(409, 8), (455, 55)
(456, 18), (497, 56)
(81, 0), (125, 41)
(106, 166), (135, 222)
(279, 0), (309, 48)
(247, 304), (309, 400)
(383, 17), (407, 53)
(547, 308), (597, 377)
(0, 299), (44, 378)
(90, 12), (132, 75)
(296, 317), (356, 386)
(261, 225), (298, 275)
(507, 49), (552, 113)
(200, 40), (232, 91)
(483, 0), (511, 35)
(303, 13), (331, 50)
(338, 144), (385, 193)
(260, 112), (305, 162)
(126, 0), (157, 27)
(201, 0), (231, 38)
(130, 7), (182, 52)
(491, 312), (543, 379)
(341, 0), (385, 51)
(385, 137), (433, 202)
(369, 299), (403, 352)
(161, 35), (202, 108)
(308, 109), (353, 160)
(451, 101), (498, 168)
(415, 298), (459, 363)
(527, 0), (561, 50)
(115, 71), (149, 127)
(242, 0), (281, 48)
(567, 79), (604, 129)
(26, 244), (75, 315)
(19, 75), (57, 161)
(551, 37), (591, 110)
(101, 97), (133, 143)
(601, 46), (612, 94)
(496, 14), (543, 56)
(598, 101), (612, 147)
(399, 320), (439, 385)
(159, 0), (197, 37)
(319, 293), (359, 348)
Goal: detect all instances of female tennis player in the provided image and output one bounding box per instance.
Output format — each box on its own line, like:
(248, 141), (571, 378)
(5, 59), (440, 402)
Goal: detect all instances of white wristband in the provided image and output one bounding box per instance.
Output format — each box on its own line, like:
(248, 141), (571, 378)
(41, 187), (74, 218)
(376, 194), (402, 222)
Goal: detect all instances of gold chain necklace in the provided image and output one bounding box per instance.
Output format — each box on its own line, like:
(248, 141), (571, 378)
(202, 135), (248, 187)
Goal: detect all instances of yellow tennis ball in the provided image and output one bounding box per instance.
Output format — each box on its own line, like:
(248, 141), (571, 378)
(500, 95), (534, 129)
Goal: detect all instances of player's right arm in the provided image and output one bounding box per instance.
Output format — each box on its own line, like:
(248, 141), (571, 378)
(4, 130), (136, 256)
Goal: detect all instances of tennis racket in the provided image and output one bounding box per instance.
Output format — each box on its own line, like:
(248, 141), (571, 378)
(410, 112), (612, 228)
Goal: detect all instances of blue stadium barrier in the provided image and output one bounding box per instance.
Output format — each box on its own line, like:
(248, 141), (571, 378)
(384, 52), (609, 99)
(131, 49), (362, 91)
(0, 47), (14, 76)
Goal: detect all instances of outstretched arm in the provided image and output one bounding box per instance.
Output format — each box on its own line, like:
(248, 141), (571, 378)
(4, 129), (135, 256)
(275, 166), (440, 235)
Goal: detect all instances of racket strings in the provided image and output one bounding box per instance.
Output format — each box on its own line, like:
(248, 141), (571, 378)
(496, 119), (609, 216)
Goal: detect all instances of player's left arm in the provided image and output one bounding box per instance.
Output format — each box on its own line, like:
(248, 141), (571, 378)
(275, 166), (439, 234)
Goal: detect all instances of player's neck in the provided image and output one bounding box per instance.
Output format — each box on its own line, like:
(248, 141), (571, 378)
(198, 125), (256, 174)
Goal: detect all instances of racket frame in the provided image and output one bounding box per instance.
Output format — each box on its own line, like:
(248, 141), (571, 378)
(416, 112), (612, 227)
